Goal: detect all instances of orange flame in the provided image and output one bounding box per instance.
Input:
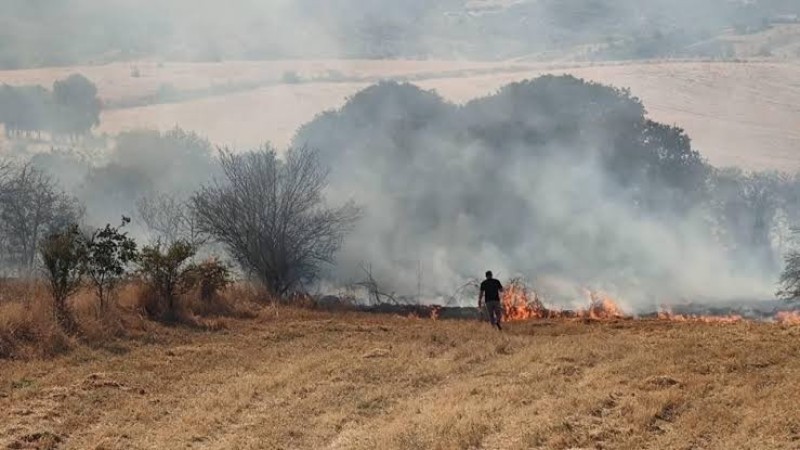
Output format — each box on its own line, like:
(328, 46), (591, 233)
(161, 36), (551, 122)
(430, 306), (441, 321)
(499, 282), (628, 322)
(490, 280), (800, 325)
(775, 311), (800, 325)
(501, 282), (549, 321)
(578, 291), (627, 320)
(656, 307), (743, 324)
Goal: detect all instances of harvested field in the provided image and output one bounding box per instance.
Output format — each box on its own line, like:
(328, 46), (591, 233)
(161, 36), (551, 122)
(419, 61), (800, 171)
(0, 59), (517, 106)
(1, 59), (799, 170)
(2, 308), (800, 449)
(95, 60), (800, 172)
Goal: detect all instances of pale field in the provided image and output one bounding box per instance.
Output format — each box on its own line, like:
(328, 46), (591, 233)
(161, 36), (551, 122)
(0, 59), (515, 104)
(2, 308), (800, 449)
(100, 61), (800, 171)
(417, 61), (800, 171)
(1, 59), (800, 170)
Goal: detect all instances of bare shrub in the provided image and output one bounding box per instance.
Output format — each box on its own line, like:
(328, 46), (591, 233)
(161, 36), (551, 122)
(192, 146), (358, 297)
(0, 163), (83, 274)
(136, 192), (207, 246)
(778, 228), (800, 300)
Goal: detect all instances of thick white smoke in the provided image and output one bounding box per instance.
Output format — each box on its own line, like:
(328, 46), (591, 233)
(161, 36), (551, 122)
(296, 81), (778, 311)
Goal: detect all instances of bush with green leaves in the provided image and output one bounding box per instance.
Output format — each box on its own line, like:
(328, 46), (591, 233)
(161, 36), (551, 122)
(39, 225), (85, 332)
(137, 240), (197, 321)
(82, 216), (138, 312)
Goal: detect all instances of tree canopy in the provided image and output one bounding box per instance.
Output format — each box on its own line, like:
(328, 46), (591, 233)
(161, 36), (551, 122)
(0, 74), (101, 139)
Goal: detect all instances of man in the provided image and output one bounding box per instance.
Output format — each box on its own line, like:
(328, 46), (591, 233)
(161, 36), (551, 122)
(479, 270), (504, 330)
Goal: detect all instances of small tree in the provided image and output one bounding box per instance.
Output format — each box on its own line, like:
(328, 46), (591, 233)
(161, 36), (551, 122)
(40, 225), (85, 332)
(82, 216), (138, 312)
(778, 228), (800, 301)
(0, 163), (83, 274)
(138, 240), (196, 321)
(136, 192), (206, 246)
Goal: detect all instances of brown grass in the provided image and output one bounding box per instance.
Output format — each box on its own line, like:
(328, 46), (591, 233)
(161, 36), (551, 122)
(0, 280), (258, 360)
(1, 302), (800, 449)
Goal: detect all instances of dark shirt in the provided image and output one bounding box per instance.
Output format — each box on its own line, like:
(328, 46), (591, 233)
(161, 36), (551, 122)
(480, 278), (503, 302)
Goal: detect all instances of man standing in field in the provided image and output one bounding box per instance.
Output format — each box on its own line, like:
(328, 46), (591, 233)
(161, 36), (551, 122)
(479, 271), (504, 330)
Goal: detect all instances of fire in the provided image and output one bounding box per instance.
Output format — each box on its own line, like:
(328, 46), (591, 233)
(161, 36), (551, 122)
(579, 291), (627, 320)
(501, 282), (549, 321)
(489, 280), (800, 325)
(775, 311), (800, 325)
(430, 306), (441, 321)
(656, 306), (743, 324)
(499, 282), (627, 322)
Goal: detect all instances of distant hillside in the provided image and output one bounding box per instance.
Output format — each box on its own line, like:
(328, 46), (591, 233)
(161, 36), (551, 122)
(1, 0), (799, 69)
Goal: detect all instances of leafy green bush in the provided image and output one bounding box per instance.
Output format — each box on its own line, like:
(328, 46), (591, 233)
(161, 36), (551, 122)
(82, 217), (138, 312)
(137, 240), (196, 321)
(39, 225), (85, 332)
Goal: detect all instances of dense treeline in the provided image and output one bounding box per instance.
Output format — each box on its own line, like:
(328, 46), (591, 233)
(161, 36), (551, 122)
(0, 74), (101, 139)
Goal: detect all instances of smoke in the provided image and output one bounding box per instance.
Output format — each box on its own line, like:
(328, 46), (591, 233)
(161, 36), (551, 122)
(294, 79), (779, 311)
(20, 128), (217, 243)
(2, 0), (799, 309)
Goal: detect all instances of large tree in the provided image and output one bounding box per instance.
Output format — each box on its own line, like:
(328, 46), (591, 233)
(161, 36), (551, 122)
(0, 164), (83, 274)
(0, 84), (51, 138)
(52, 74), (101, 138)
(192, 147), (358, 296)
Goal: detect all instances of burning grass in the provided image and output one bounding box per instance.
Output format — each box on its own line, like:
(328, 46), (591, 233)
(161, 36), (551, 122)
(500, 282), (628, 321)
(498, 280), (796, 325)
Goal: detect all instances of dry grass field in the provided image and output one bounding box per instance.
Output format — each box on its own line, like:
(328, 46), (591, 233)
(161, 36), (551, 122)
(0, 60), (513, 106)
(2, 58), (800, 171)
(2, 301), (800, 449)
